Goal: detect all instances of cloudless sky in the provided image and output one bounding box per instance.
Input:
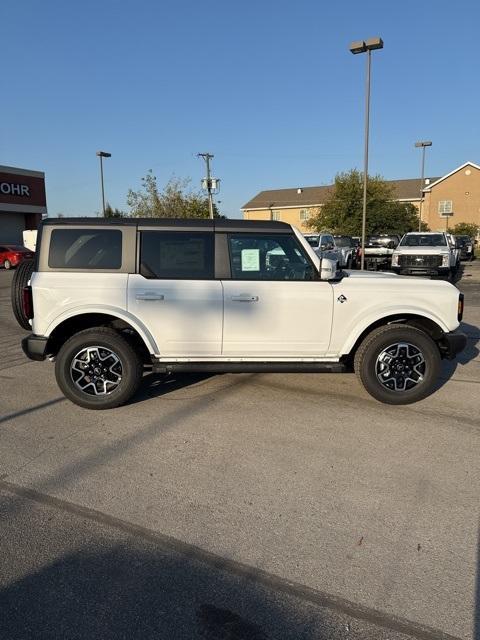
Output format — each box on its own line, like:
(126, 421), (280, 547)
(2, 0), (479, 218)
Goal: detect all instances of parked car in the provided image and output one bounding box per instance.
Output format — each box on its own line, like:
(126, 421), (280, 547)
(0, 244), (35, 269)
(391, 232), (458, 278)
(455, 235), (475, 261)
(333, 235), (356, 268)
(361, 235), (400, 271)
(17, 217), (466, 409)
(303, 233), (341, 264)
(446, 233), (461, 267)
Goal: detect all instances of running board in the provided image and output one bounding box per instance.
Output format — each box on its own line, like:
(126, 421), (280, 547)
(152, 362), (346, 374)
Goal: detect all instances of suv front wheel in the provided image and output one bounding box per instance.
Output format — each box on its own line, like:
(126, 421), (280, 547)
(354, 324), (441, 404)
(55, 328), (144, 409)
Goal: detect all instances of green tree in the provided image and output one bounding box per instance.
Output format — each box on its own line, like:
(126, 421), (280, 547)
(308, 170), (426, 235)
(451, 222), (479, 238)
(127, 171), (222, 219)
(104, 202), (127, 218)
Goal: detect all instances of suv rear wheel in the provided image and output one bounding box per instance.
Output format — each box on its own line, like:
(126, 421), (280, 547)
(354, 324), (441, 404)
(55, 328), (144, 409)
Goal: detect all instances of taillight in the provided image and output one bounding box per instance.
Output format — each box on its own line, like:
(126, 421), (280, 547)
(458, 293), (464, 322)
(22, 286), (34, 320)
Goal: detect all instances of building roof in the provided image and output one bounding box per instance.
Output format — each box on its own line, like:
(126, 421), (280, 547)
(242, 177), (441, 210)
(423, 161), (480, 191)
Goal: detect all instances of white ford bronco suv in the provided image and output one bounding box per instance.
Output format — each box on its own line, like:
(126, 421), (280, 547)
(16, 218), (466, 409)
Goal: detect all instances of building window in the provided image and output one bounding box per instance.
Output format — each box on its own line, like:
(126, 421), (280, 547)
(272, 210), (281, 221)
(299, 209), (310, 222)
(438, 200), (453, 216)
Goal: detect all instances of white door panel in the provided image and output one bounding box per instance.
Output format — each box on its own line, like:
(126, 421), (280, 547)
(127, 275), (223, 356)
(222, 281), (333, 356)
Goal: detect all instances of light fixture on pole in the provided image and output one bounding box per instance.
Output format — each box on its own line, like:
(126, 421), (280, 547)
(197, 152), (220, 219)
(96, 151), (111, 216)
(414, 141), (432, 232)
(349, 36), (384, 270)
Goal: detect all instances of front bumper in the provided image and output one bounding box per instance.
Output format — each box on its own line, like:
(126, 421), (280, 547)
(438, 330), (468, 360)
(22, 334), (49, 361)
(391, 266), (450, 276)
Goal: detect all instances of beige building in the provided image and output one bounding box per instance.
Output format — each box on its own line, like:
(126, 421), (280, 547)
(242, 161), (480, 234)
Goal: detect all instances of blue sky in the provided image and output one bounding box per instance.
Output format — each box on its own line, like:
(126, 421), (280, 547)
(2, 0), (478, 218)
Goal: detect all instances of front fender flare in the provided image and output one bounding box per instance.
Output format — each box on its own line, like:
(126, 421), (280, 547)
(339, 307), (450, 356)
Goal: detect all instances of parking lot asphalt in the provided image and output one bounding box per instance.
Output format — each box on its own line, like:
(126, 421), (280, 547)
(0, 266), (479, 640)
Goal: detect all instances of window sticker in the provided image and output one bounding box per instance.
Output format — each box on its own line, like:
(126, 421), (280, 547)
(241, 248), (260, 271)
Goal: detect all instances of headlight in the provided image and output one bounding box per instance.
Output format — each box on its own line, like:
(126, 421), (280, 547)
(391, 254), (399, 266)
(441, 254), (450, 267)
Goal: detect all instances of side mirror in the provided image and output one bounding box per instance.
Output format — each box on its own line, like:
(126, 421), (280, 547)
(320, 243), (327, 251)
(320, 258), (339, 280)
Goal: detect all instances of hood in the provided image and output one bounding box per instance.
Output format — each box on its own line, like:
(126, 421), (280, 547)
(345, 269), (400, 279)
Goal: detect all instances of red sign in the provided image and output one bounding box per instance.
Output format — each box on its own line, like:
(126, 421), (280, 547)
(0, 171), (46, 207)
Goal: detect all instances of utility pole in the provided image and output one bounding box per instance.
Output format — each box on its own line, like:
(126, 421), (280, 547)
(197, 152), (219, 219)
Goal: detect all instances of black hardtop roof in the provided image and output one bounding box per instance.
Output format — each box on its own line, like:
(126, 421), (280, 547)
(41, 217), (292, 232)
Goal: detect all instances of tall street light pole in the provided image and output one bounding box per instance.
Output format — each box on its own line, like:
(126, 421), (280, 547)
(349, 37), (384, 270)
(415, 141), (432, 232)
(96, 151), (111, 216)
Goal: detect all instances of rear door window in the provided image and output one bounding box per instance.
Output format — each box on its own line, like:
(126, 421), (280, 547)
(48, 229), (122, 269)
(140, 231), (214, 279)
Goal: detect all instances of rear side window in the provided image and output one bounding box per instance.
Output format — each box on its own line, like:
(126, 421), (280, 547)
(140, 231), (214, 279)
(48, 229), (122, 269)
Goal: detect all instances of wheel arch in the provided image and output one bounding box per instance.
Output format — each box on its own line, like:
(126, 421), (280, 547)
(342, 313), (446, 363)
(45, 310), (157, 362)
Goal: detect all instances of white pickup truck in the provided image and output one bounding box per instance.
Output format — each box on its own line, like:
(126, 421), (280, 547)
(15, 218), (466, 409)
(391, 232), (459, 278)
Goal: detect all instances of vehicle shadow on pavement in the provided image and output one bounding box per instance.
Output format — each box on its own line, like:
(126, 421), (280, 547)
(435, 321), (480, 391)
(132, 372), (215, 403)
(0, 524), (396, 640)
(0, 545), (317, 640)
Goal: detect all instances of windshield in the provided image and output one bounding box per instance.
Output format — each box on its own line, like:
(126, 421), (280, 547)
(400, 234), (446, 247)
(334, 237), (352, 247)
(304, 236), (319, 247)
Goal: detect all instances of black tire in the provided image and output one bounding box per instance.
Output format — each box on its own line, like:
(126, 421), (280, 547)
(11, 259), (35, 330)
(354, 324), (441, 405)
(55, 328), (144, 410)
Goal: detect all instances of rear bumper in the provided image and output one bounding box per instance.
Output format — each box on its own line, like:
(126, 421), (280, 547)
(21, 334), (48, 361)
(438, 330), (468, 360)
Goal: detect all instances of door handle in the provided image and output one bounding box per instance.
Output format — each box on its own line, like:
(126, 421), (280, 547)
(136, 292), (165, 301)
(231, 295), (259, 302)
